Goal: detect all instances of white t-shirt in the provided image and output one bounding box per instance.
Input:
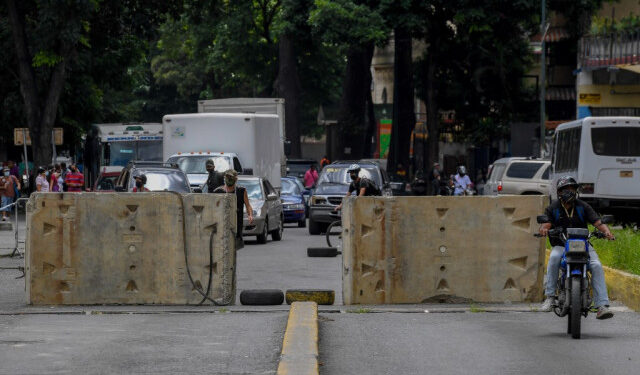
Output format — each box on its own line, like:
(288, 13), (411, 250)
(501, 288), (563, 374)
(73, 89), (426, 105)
(36, 175), (50, 192)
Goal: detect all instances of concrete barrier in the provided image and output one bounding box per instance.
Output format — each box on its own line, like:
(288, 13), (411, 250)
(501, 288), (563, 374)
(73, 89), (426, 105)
(342, 196), (547, 305)
(26, 192), (237, 305)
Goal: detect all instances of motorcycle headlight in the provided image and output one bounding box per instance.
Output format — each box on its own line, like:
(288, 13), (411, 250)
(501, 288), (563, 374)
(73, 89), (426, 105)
(568, 241), (586, 253)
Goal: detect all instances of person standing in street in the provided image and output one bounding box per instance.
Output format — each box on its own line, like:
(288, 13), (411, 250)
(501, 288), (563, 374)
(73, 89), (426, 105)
(430, 162), (442, 196)
(64, 164), (84, 192)
(320, 155), (330, 169)
(0, 167), (20, 221)
(49, 165), (61, 192)
(304, 164), (319, 188)
(203, 159), (224, 193)
(213, 170), (253, 249)
(7, 160), (19, 179)
(35, 167), (49, 193)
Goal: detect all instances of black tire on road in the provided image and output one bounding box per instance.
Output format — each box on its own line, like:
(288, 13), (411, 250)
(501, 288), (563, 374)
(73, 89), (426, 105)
(240, 289), (284, 305)
(271, 216), (283, 241)
(257, 218), (268, 244)
(308, 218), (321, 235)
(570, 276), (582, 339)
(307, 247), (338, 257)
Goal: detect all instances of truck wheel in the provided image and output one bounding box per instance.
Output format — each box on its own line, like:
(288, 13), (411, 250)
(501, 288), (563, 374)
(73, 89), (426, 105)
(271, 217), (283, 241)
(240, 289), (284, 305)
(298, 219), (306, 228)
(257, 219), (268, 244)
(308, 218), (321, 235)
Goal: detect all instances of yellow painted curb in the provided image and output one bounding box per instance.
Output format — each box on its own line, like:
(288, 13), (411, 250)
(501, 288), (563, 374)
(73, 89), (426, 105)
(285, 289), (335, 305)
(545, 249), (640, 312)
(277, 302), (318, 375)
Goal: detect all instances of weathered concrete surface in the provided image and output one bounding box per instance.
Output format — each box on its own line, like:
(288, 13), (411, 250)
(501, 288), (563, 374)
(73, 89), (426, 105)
(26, 193), (236, 305)
(342, 196), (547, 305)
(277, 302), (318, 375)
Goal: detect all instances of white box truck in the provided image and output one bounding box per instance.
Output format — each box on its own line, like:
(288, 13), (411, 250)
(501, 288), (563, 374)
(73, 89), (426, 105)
(162, 113), (284, 189)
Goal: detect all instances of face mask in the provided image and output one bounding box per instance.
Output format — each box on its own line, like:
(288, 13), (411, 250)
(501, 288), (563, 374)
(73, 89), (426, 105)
(559, 189), (577, 203)
(224, 179), (235, 187)
(135, 181), (143, 188)
(350, 173), (358, 181)
(3, 172), (9, 177)
(45, 171), (50, 177)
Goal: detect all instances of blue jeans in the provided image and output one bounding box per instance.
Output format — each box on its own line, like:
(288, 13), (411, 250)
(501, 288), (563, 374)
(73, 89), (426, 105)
(1, 196), (11, 212)
(545, 245), (609, 307)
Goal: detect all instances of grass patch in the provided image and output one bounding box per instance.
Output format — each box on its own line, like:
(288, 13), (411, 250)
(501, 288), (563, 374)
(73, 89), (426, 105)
(347, 308), (371, 314)
(217, 307), (229, 313)
(590, 226), (640, 276)
(469, 304), (485, 313)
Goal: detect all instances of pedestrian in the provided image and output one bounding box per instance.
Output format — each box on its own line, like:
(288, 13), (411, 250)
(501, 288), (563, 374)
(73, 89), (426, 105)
(0, 167), (20, 221)
(213, 170), (254, 249)
(64, 164), (84, 192)
(203, 159), (224, 193)
(7, 160), (19, 178)
(304, 164), (319, 188)
(49, 165), (60, 192)
(35, 167), (49, 192)
(132, 174), (149, 192)
(320, 155), (330, 169)
(60, 162), (70, 191)
(430, 162), (441, 195)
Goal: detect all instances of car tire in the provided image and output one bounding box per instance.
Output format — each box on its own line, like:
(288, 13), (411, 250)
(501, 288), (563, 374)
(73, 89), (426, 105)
(257, 218), (268, 244)
(308, 218), (321, 235)
(240, 289), (284, 305)
(298, 219), (306, 228)
(271, 216), (283, 241)
(307, 247), (338, 257)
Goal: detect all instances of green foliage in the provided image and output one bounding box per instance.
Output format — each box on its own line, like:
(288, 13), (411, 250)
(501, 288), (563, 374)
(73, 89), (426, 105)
(591, 13), (640, 35)
(591, 227), (640, 276)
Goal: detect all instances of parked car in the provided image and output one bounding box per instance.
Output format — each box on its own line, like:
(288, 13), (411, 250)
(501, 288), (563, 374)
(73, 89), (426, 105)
(483, 157), (551, 196)
(236, 176), (284, 244)
(286, 158), (318, 179)
(93, 166), (123, 192)
(308, 160), (392, 235)
(290, 176), (312, 216)
(114, 161), (191, 193)
(281, 177), (307, 227)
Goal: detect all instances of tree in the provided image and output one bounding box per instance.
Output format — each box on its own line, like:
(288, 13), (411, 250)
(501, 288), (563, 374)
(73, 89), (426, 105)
(4, 0), (97, 167)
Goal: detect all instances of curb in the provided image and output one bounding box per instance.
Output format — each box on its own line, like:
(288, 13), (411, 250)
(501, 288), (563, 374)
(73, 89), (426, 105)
(277, 302), (318, 375)
(545, 249), (640, 312)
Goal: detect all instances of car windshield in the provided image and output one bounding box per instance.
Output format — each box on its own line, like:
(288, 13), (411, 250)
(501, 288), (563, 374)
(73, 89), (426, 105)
(237, 179), (264, 200)
(281, 179), (301, 195)
(167, 155), (232, 174)
(317, 166), (381, 186)
(130, 169), (190, 193)
(287, 163), (314, 176)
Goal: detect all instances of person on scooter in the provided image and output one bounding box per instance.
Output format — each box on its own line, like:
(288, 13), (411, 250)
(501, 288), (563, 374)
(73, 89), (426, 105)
(453, 165), (472, 196)
(334, 164), (380, 211)
(538, 176), (615, 319)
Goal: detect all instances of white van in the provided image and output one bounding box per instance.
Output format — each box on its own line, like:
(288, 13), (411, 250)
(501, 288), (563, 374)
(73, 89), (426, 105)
(551, 117), (640, 216)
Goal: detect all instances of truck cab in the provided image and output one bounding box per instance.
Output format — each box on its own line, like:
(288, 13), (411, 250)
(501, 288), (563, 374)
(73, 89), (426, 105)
(166, 152), (243, 190)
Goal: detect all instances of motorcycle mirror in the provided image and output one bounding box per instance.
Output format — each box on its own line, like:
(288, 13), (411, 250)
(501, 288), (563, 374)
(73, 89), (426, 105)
(536, 215), (549, 224)
(600, 215), (614, 224)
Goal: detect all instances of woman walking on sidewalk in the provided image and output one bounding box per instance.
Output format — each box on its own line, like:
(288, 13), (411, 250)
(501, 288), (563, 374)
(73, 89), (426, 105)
(0, 167), (20, 221)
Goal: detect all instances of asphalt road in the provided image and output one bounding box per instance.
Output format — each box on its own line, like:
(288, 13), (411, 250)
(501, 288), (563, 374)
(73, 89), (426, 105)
(319, 310), (640, 375)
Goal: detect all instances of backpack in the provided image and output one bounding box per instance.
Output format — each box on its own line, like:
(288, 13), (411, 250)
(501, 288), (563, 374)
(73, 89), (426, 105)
(552, 204), (585, 223)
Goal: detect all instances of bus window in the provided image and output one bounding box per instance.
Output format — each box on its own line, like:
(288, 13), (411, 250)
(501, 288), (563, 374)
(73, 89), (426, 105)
(591, 127), (640, 156)
(555, 127), (581, 172)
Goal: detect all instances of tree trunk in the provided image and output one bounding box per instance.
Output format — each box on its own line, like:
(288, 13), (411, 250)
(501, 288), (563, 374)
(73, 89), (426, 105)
(387, 27), (414, 175)
(6, 0), (67, 167)
(333, 43), (375, 160)
(425, 48), (439, 177)
(275, 33), (302, 157)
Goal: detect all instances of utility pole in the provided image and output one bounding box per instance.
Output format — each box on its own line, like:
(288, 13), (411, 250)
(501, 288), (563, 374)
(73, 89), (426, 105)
(540, 0), (548, 158)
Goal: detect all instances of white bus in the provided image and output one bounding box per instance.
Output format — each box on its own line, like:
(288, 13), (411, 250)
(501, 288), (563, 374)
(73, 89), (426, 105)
(551, 116), (640, 220)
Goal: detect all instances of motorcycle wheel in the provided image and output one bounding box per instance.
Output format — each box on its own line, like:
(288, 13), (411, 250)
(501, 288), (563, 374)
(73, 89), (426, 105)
(570, 276), (582, 339)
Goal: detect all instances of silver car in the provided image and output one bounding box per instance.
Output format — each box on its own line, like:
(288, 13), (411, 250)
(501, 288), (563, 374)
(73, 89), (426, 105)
(236, 176), (284, 244)
(483, 157), (551, 196)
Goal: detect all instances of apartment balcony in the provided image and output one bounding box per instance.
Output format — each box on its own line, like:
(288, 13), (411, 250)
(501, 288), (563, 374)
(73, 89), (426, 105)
(579, 31), (640, 69)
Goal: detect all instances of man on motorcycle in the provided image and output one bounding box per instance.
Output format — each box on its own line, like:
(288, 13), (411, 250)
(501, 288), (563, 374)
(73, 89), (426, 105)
(538, 176), (615, 319)
(335, 164), (381, 211)
(453, 165), (472, 196)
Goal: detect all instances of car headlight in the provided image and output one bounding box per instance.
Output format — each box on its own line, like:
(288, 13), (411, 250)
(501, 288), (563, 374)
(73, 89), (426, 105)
(311, 196), (327, 205)
(286, 203), (305, 210)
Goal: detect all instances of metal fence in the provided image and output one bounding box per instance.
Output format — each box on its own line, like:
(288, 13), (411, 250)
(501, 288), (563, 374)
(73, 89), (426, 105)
(580, 31), (640, 68)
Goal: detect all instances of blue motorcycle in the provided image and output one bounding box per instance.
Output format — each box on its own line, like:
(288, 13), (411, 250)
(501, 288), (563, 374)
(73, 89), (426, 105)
(535, 215), (612, 339)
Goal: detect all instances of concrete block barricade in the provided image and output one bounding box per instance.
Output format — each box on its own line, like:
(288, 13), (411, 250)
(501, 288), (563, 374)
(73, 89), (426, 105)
(342, 196), (547, 305)
(26, 192), (237, 305)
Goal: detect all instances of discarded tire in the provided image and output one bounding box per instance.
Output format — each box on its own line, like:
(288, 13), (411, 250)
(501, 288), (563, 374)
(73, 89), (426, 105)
(307, 247), (338, 257)
(240, 289), (284, 305)
(286, 289), (335, 305)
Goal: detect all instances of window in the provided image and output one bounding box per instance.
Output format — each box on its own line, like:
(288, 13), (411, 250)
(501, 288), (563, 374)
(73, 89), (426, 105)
(488, 164), (506, 182)
(281, 179), (301, 195)
(555, 127), (581, 172)
(166, 156), (231, 174)
(592, 127), (640, 156)
(233, 158), (242, 172)
(506, 162), (545, 179)
(541, 166), (551, 180)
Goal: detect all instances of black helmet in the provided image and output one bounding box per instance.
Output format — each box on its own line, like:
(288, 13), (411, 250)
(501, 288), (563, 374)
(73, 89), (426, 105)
(134, 173), (147, 184)
(556, 176), (579, 191)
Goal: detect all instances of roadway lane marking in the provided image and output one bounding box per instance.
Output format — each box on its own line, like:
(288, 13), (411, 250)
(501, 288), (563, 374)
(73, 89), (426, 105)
(277, 302), (318, 375)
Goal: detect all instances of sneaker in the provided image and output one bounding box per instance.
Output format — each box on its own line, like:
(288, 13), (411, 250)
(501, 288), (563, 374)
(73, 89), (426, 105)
(596, 305), (614, 320)
(540, 297), (555, 312)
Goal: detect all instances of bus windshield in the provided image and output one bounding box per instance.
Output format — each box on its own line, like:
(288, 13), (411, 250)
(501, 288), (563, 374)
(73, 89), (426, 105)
(106, 140), (163, 166)
(592, 127), (640, 156)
